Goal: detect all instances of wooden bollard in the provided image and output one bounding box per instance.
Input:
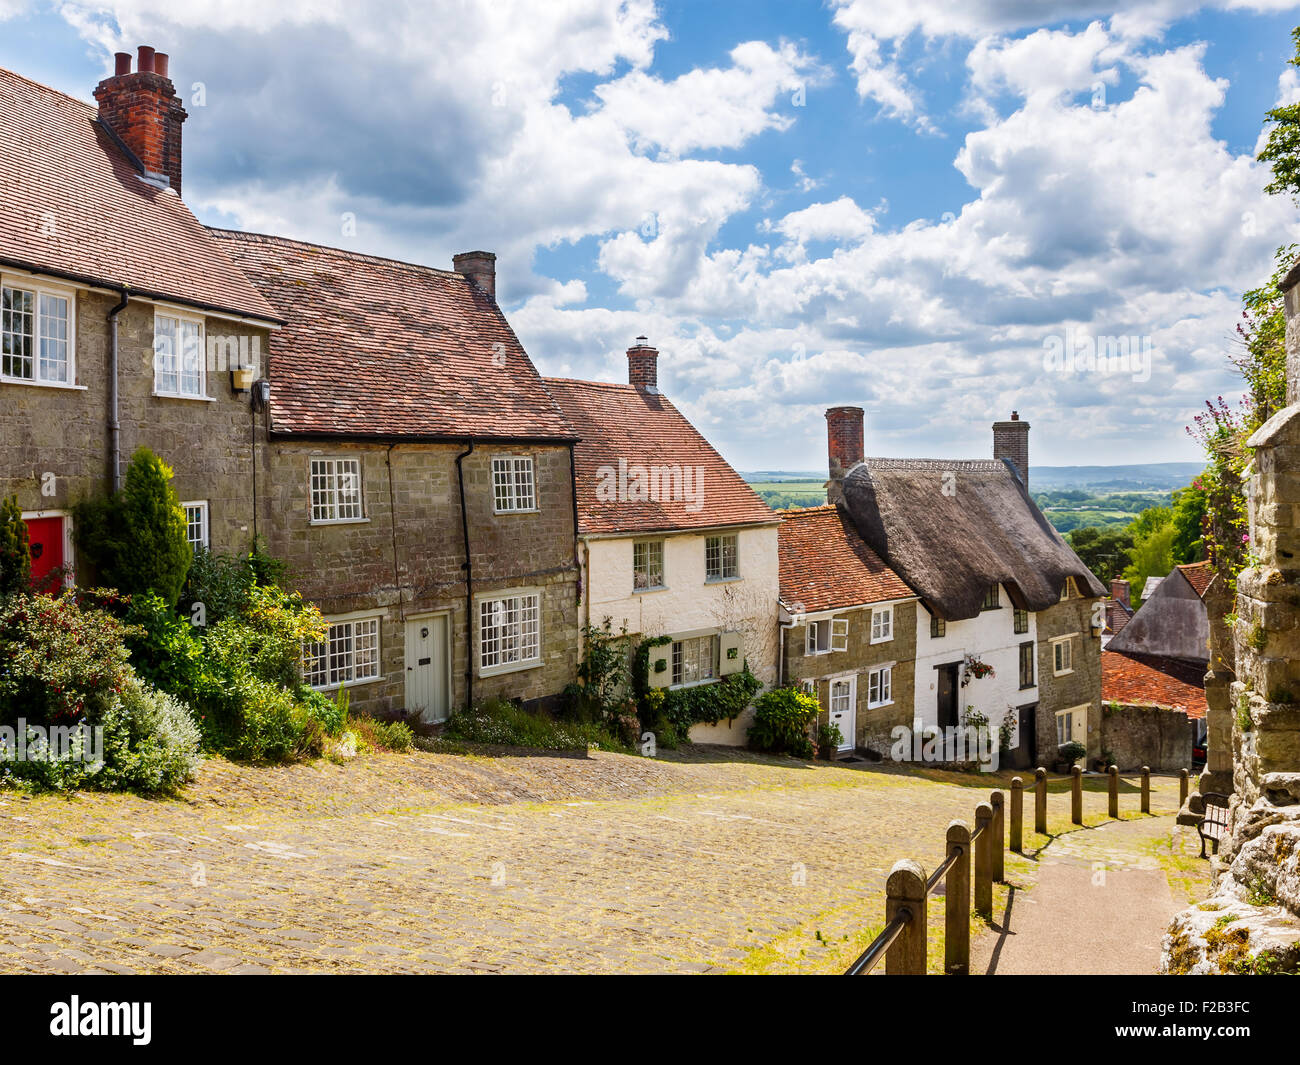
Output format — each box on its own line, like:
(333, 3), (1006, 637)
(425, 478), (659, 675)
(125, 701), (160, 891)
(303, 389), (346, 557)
(1180, 768), (1189, 808)
(1108, 765), (1119, 819)
(1010, 777), (1024, 853)
(1070, 765), (1083, 825)
(990, 791), (1005, 883)
(1034, 767), (1047, 835)
(885, 859), (928, 976)
(1141, 766), (1151, 814)
(974, 801), (993, 918)
(944, 821), (971, 975)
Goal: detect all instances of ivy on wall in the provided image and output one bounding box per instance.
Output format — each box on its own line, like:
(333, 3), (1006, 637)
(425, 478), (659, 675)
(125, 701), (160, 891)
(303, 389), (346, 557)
(631, 635), (762, 733)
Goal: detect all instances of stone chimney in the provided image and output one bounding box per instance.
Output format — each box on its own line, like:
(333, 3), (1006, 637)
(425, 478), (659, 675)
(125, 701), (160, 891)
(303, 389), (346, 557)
(627, 337), (658, 393)
(1110, 578), (1131, 609)
(453, 251), (496, 300)
(94, 46), (187, 194)
(826, 406), (864, 482)
(993, 411), (1030, 489)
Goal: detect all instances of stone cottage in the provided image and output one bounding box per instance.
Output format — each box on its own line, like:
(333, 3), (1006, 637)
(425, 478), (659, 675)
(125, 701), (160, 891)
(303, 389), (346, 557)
(214, 231), (583, 722)
(777, 505), (918, 755)
(0, 51), (282, 583)
(543, 342), (781, 744)
(823, 406), (1107, 767)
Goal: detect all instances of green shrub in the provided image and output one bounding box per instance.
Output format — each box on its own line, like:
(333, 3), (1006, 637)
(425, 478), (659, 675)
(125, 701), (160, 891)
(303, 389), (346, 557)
(75, 447), (192, 606)
(748, 686), (819, 758)
(0, 495), (30, 598)
(1057, 740), (1087, 763)
(95, 676), (201, 792)
(123, 593), (207, 700)
(349, 714), (415, 753)
(446, 698), (625, 751)
(181, 548), (256, 625)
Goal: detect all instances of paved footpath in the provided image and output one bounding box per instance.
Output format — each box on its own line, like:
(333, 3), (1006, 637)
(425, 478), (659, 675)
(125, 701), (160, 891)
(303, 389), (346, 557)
(974, 815), (1207, 975)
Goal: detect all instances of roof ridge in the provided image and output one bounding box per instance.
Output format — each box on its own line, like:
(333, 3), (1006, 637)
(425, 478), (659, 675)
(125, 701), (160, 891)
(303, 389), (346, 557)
(0, 65), (96, 116)
(207, 227), (465, 280)
(543, 376), (638, 390)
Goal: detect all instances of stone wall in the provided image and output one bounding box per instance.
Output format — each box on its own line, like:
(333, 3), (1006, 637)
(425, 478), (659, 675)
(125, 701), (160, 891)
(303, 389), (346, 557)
(264, 440), (580, 716)
(0, 282), (270, 563)
(1100, 703), (1193, 771)
(1034, 596), (1105, 764)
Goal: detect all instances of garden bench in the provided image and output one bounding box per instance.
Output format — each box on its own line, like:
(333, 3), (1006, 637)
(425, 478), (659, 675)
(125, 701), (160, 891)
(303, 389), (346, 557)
(1197, 792), (1230, 859)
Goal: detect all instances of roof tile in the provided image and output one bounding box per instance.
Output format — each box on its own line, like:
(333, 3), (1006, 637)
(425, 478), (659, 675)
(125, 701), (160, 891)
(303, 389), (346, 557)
(1102, 650), (1207, 719)
(779, 505), (914, 612)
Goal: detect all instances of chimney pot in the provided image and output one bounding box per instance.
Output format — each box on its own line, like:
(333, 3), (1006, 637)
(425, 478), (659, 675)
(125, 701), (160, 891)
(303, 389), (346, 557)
(825, 406), (865, 482)
(627, 339), (659, 393)
(993, 412), (1031, 490)
(113, 52), (131, 76)
(137, 45), (155, 73)
(154, 52), (169, 78)
(453, 251), (496, 300)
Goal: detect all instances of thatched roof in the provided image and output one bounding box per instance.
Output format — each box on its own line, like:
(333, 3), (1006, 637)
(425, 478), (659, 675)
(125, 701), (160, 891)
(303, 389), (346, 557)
(839, 457), (1106, 621)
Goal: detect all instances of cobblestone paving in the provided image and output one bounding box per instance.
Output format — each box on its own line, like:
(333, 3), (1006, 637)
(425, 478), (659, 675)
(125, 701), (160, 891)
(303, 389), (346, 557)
(0, 751), (1187, 974)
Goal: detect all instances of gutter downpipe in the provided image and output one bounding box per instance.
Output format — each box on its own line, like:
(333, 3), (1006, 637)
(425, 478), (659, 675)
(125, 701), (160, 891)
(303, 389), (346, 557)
(107, 286), (129, 492)
(456, 439), (475, 708)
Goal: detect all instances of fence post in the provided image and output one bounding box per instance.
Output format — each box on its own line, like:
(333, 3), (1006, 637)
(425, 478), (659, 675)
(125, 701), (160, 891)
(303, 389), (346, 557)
(885, 859), (928, 976)
(1071, 765), (1083, 825)
(1010, 777), (1023, 853)
(974, 801), (993, 918)
(1034, 767), (1047, 835)
(1141, 766), (1151, 814)
(945, 820), (971, 975)
(990, 791), (1005, 883)
(1180, 768), (1189, 808)
(1108, 765), (1119, 819)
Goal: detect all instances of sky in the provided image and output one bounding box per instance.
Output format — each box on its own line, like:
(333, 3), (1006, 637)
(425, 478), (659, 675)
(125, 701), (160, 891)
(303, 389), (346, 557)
(5, 0), (1300, 472)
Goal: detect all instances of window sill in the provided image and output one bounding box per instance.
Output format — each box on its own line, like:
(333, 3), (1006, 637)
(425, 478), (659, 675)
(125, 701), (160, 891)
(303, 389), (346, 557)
(1053, 669), (1074, 678)
(1019, 683), (1037, 691)
(310, 517), (370, 527)
(479, 658), (542, 679)
(1, 376), (86, 391)
(153, 391), (216, 402)
(668, 677), (720, 692)
(310, 675), (381, 693)
(632, 585), (668, 595)
(493, 507), (540, 516)
(869, 635), (893, 645)
(705, 575), (742, 585)
(867, 699), (894, 710)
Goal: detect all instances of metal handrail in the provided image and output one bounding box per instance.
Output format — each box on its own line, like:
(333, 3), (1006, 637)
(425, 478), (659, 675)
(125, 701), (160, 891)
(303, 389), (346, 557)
(844, 910), (910, 976)
(925, 848), (960, 892)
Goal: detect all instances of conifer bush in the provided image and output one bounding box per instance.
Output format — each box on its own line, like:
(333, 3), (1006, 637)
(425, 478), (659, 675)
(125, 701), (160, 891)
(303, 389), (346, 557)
(0, 495), (30, 599)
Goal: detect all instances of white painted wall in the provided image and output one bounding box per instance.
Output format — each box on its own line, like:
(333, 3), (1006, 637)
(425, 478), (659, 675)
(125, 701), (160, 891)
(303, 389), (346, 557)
(582, 524), (780, 745)
(912, 592), (1039, 747)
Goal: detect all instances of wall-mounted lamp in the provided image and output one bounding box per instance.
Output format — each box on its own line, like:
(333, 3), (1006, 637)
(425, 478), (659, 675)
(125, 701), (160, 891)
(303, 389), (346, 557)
(252, 378), (271, 412)
(231, 366), (254, 393)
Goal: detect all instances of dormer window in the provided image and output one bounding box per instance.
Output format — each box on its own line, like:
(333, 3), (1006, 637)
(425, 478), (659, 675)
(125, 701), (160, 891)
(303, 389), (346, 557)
(1060, 577), (1078, 601)
(982, 584), (1000, 610)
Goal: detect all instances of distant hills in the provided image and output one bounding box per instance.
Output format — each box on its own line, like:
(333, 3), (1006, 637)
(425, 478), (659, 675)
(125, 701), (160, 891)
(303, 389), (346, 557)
(743, 462), (1202, 493)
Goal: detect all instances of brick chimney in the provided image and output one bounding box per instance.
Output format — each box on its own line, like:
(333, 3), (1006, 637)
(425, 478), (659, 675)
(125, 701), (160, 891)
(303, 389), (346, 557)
(993, 411), (1030, 489)
(627, 337), (658, 393)
(94, 46), (187, 193)
(826, 406), (864, 481)
(1110, 578), (1131, 609)
(453, 251), (496, 300)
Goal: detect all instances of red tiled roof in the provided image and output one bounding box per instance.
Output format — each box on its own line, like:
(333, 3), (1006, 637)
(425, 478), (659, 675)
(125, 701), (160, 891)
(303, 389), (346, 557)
(0, 67), (278, 322)
(1177, 561), (1213, 598)
(779, 505), (914, 612)
(541, 377), (777, 535)
(212, 230), (576, 440)
(1102, 650), (1207, 719)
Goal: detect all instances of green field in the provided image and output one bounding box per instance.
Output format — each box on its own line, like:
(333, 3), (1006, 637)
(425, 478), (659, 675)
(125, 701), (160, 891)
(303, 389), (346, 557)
(749, 480), (825, 510)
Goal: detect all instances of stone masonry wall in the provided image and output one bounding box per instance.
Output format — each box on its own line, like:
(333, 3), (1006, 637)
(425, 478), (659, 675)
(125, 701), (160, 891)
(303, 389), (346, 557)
(1034, 596), (1104, 764)
(1100, 703), (1193, 772)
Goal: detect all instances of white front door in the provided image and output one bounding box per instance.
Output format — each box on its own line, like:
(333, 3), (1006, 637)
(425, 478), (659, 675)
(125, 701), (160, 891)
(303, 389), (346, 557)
(829, 676), (856, 752)
(405, 615), (450, 723)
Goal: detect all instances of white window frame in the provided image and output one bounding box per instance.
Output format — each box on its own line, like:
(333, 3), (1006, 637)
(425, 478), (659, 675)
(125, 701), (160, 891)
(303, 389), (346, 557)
(705, 534), (739, 581)
(1060, 577), (1078, 601)
(1051, 635), (1074, 676)
(867, 665), (893, 708)
(309, 456), (365, 524)
(632, 539), (666, 592)
(671, 632), (719, 688)
(1, 277), (77, 387)
(492, 455), (537, 513)
(870, 605), (893, 644)
(799, 678), (819, 699)
(303, 614), (382, 690)
(478, 590), (542, 675)
(181, 500), (209, 552)
(153, 309), (208, 399)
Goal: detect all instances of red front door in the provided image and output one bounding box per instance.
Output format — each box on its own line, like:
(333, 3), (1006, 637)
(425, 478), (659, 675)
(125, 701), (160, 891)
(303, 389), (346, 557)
(26, 516), (65, 593)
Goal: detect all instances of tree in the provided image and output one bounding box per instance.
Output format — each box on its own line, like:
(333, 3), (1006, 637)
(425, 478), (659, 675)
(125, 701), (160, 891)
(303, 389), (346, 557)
(1258, 28), (1300, 203)
(0, 495), (30, 598)
(1122, 506), (1176, 601)
(1068, 525), (1133, 584)
(75, 448), (192, 606)
(1170, 481), (1208, 565)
